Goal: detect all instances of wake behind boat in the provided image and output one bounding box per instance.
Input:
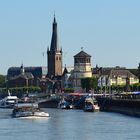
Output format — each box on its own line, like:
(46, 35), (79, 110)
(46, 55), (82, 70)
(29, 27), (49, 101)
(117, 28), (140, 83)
(12, 103), (49, 118)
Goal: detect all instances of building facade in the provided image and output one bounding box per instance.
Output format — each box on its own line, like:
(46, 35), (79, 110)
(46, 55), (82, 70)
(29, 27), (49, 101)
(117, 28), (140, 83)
(61, 66), (73, 89)
(7, 65), (47, 88)
(97, 67), (139, 87)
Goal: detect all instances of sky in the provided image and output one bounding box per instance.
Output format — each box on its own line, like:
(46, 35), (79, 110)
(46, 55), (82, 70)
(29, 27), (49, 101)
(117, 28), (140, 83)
(0, 0), (140, 75)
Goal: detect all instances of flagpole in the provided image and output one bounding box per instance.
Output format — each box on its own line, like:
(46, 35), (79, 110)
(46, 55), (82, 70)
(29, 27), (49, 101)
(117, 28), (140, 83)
(108, 77), (111, 97)
(101, 83), (102, 94)
(98, 77), (102, 94)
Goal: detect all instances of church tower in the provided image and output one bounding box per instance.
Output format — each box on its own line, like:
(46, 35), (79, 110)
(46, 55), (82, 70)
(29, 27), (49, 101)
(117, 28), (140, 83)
(47, 16), (62, 79)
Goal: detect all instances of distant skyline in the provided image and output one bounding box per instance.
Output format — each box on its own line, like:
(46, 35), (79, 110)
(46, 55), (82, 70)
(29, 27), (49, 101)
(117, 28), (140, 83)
(0, 0), (140, 75)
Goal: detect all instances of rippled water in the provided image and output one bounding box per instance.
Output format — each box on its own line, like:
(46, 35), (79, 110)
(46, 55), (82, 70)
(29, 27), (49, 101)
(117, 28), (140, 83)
(0, 108), (140, 140)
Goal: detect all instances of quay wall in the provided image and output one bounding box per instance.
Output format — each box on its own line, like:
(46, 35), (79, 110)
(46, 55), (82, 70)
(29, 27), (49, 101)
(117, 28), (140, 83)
(96, 97), (140, 117)
(38, 98), (60, 108)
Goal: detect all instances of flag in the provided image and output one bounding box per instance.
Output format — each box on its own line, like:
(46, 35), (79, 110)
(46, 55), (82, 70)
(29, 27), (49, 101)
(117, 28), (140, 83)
(102, 76), (106, 87)
(98, 77), (102, 87)
(107, 78), (111, 86)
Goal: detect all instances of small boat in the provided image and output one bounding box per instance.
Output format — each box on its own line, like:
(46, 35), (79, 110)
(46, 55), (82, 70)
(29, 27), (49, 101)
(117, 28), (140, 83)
(0, 91), (18, 108)
(12, 103), (49, 118)
(57, 98), (73, 109)
(84, 96), (100, 112)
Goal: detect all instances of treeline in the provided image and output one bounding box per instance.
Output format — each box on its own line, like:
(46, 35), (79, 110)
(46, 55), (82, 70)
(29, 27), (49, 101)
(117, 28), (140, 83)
(109, 83), (140, 93)
(0, 86), (41, 98)
(0, 75), (6, 88)
(0, 86), (41, 94)
(81, 77), (140, 93)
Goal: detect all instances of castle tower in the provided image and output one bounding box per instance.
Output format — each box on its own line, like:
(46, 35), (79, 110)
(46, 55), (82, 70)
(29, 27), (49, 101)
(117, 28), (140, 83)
(47, 16), (62, 79)
(73, 49), (92, 91)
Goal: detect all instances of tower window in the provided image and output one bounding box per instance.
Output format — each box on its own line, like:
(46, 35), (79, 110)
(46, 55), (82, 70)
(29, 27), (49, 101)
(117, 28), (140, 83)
(86, 58), (90, 63)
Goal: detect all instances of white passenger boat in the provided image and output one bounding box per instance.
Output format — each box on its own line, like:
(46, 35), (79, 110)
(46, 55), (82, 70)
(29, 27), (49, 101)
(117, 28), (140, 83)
(12, 103), (49, 118)
(84, 96), (100, 112)
(0, 91), (18, 108)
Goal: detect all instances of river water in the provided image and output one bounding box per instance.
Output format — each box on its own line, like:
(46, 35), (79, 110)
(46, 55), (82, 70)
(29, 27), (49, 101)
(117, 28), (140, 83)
(0, 108), (140, 140)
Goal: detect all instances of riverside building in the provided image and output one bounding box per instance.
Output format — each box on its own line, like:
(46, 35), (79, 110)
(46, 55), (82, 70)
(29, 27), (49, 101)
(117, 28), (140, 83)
(96, 66), (139, 87)
(72, 50), (92, 92)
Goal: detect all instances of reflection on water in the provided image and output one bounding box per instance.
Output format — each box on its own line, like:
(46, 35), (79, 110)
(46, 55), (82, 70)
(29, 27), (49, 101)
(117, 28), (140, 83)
(0, 109), (12, 119)
(0, 108), (140, 140)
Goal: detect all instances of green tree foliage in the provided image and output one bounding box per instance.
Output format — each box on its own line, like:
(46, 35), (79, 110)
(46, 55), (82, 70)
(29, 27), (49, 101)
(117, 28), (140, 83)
(9, 86), (41, 94)
(0, 75), (6, 88)
(0, 86), (42, 98)
(63, 88), (74, 93)
(81, 77), (98, 92)
(130, 83), (140, 91)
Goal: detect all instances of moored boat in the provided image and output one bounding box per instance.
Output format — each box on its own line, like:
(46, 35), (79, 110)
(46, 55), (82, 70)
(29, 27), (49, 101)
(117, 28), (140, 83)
(0, 91), (18, 108)
(84, 96), (100, 112)
(57, 98), (73, 109)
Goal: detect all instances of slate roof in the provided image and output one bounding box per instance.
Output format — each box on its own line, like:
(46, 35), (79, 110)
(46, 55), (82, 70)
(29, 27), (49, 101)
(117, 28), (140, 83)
(9, 72), (34, 80)
(128, 69), (138, 77)
(94, 67), (138, 79)
(7, 66), (46, 78)
(110, 69), (137, 79)
(74, 51), (91, 57)
(50, 16), (59, 52)
(62, 67), (68, 76)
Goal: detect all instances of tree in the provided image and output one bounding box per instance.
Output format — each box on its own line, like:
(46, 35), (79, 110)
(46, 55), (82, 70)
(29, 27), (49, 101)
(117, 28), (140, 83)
(81, 77), (98, 92)
(63, 88), (74, 93)
(131, 83), (140, 91)
(0, 75), (6, 88)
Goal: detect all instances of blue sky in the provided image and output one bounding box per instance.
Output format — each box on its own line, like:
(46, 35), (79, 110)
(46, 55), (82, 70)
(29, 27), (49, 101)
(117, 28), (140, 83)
(0, 0), (140, 74)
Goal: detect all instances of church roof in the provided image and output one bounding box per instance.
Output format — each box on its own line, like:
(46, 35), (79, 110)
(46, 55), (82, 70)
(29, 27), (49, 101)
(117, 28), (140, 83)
(62, 67), (68, 76)
(74, 51), (91, 57)
(9, 72), (34, 80)
(7, 66), (46, 78)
